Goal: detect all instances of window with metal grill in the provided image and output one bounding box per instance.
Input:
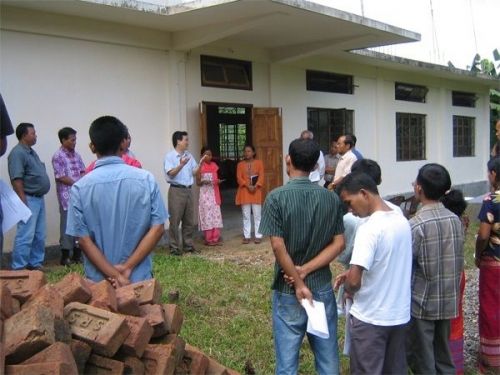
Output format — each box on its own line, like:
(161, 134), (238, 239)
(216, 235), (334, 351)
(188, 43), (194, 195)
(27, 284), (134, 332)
(453, 116), (475, 157)
(396, 113), (426, 161)
(307, 108), (354, 152)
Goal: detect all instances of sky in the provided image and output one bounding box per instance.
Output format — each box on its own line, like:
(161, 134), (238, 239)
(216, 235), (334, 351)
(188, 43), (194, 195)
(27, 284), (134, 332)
(311, 0), (499, 70)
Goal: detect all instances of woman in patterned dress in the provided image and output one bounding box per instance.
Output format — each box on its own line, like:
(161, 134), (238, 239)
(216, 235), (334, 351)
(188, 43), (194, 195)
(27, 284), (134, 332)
(196, 147), (223, 246)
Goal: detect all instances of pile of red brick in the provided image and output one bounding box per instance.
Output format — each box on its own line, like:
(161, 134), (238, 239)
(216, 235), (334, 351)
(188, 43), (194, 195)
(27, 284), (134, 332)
(0, 270), (240, 375)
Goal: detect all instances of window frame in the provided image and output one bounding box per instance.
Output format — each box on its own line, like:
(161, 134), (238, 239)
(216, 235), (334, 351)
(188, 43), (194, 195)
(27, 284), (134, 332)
(306, 70), (354, 95)
(396, 112), (426, 161)
(453, 115), (475, 157)
(200, 55), (252, 91)
(395, 82), (428, 103)
(452, 91), (477, 108)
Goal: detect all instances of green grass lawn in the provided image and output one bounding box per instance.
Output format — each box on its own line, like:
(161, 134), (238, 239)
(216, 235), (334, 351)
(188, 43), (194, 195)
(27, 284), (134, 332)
(46, 220), (479, 374)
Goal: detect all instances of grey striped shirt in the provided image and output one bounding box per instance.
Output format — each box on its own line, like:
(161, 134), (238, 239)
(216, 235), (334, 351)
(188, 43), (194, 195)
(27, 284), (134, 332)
(260, 177), (344, 294)
(409, 202), (464, 320)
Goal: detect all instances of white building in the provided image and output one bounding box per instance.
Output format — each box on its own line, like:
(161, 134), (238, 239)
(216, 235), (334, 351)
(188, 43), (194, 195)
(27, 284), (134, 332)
(1, 0), (498, 249)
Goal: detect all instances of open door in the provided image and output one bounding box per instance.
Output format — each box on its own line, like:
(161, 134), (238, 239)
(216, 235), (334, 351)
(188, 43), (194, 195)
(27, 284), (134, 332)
(252, 108), (283, 199)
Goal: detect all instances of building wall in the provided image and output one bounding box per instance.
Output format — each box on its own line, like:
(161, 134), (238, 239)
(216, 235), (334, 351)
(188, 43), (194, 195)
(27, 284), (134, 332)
(1, 8), (491, 250)
(1, 27), (172, 249)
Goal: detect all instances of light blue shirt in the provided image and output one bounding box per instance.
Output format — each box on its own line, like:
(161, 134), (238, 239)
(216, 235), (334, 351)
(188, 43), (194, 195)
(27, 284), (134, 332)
(66, 156), (168, 282)
(163, 149), (198, 186)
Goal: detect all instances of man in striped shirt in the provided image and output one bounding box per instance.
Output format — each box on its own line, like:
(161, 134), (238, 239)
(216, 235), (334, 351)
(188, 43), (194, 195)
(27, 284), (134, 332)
(260, 138), (345, 375)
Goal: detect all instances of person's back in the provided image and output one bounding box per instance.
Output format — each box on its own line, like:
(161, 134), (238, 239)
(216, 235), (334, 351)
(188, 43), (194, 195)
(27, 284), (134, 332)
(67, 116), (167, 286)
(350, 209), (411, 325)
(410, 203), (464, 319)
(71, 158), (162, 282)
(407, 163), (464, 375)
(266, 178), (342, 291)
(260, 138), (345, 375)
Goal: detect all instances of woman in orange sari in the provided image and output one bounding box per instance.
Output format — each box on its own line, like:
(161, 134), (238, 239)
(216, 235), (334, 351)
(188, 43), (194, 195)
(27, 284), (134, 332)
(475, 157), (500, 373)
(235, 145), (264, 244)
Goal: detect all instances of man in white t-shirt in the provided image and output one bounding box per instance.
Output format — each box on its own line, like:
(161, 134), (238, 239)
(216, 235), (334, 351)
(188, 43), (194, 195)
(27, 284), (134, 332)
(334, 172), (412, 374)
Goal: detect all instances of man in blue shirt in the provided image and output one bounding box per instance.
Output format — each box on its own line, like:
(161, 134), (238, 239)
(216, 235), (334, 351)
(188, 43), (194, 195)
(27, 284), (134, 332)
(66, 116), (167, 286)
(164, 131), (206, 255)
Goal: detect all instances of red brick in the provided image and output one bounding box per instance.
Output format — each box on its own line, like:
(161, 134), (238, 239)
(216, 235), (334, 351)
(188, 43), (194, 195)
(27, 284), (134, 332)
(11, 298), (20, 315)
(162, 304), (184, 334)
(151, 334), (185, 365)
(117, 279), (162, 306)
(53, 273), (92, 305)
(85, 354), (125, 374)
(142, 344), (178, 375)
(0, 270), (46, 303)
(114, 353), (145, 375)
(120, 315), (153, 358)
(115, 287), (141, 316)
(4, 305), (55, 364)
(54, 318), (72, 344)
(1, 320), (4, 375)
(69, 339), (92, 375)
(22, 342), (78, 374)
(6, 362), (74, 375)
(89, 280), (117, 312)
(1, 284), (14, 319)
(22, 285), (64, 319)
(64, 302), (130, 357)
(139, 304), (168, 338)
(183, 344), (209, 375)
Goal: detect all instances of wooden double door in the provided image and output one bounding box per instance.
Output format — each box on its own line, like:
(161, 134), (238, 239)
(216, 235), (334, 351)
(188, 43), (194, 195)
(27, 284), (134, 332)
(200, 103), (283, 199)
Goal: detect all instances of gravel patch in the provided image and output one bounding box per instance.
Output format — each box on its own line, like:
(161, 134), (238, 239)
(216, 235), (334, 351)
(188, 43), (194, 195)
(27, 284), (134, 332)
(464, 268), (480, 373)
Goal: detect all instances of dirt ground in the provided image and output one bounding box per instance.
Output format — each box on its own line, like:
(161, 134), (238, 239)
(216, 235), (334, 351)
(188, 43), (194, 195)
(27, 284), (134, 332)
(193, 232), (275, 267)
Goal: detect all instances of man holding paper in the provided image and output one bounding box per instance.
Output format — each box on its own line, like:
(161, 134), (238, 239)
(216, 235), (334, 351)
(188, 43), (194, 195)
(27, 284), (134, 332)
(260, 138), (345, 375)
(335, 172), (412, 374)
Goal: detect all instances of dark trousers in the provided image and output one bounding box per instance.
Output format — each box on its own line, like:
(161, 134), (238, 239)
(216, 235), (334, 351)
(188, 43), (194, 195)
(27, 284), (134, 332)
(350, 315), (408, 374)
(167, 186), (194, 250)
(406, 317), (455, 375)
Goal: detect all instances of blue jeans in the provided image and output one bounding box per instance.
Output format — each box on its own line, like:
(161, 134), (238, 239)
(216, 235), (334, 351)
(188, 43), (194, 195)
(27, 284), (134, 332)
(11, 195), (46, 269)
(273, 283), (339, 375)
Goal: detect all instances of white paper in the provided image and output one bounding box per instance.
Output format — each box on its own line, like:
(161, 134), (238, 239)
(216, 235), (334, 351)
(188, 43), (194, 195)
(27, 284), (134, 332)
(343, 298), (352, 355)
(301, 299), (330, 339)
(0, 180), (32, 234)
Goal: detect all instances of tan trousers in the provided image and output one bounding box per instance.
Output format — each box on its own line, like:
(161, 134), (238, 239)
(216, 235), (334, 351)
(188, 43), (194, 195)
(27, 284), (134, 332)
(168, 186), (194, 250)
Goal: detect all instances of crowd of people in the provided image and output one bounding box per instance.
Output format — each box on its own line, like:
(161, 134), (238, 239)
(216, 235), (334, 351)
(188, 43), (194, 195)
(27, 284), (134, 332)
(1, 101), (499, 374)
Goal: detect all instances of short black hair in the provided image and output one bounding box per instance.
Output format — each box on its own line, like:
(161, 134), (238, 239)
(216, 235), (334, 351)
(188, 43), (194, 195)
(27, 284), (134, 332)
(347, 134), (357, 146)
(351, 159), (381, 185)
(416, 163), (451, 200)
(200, 146), (212, 155)
(342, 134), (354, 149)
(337, 172), (379, 195)
(488, 157), (500, 184)
(15, 122), (34, 140)
(89, 116), (128, 156)
(288, 138), (319, 173)
(58, 127), (77, 143)
(440, 189), (467, 217)
(172, 131), (188, 148)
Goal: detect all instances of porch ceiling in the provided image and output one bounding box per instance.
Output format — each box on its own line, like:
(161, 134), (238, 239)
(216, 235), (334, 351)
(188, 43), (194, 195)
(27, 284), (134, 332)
(1, 0), (420, 63)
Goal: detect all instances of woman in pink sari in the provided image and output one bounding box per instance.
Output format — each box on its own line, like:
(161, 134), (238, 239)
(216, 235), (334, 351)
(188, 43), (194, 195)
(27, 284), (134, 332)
(196, 147), (223, 246)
